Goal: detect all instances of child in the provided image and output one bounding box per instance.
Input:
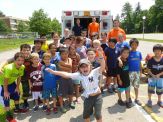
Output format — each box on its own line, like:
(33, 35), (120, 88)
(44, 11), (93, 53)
(100, 32), (108, 51)
(86, 48), (100, 69)
(81, 29), (92, 48)
(116, 33), (130, 56)
(32, 38), (45, 60)
(63, 37), (72, 47)
(76, 36), (87, 59)
(147, 44), (163, 107)
(69, 45), (81, 103)
(117, 47), (132, 108)
(0, 52), (27, 121)
(27, 53), (43, 112)
(51, 32), (63, 49)
(40, 34), (49, 52)
(58, 47), (75, 113)
(46, 47), (105, 122)
(42, 53), (58, 115)
(104, 38), (118, 93)
(128, 38), (142, 105)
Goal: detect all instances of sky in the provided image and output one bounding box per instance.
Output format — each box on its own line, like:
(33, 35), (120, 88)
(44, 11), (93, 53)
(0, 0), (155, 22)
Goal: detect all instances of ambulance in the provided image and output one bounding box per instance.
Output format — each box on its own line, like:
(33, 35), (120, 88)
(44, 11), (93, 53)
(61, 10), (113, 37)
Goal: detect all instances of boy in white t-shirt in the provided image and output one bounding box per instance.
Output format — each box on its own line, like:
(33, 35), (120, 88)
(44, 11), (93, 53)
(46, 47), (105, 122)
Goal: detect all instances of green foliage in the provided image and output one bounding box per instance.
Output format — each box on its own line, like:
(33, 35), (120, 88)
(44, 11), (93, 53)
(121, 0), (163, 33)
(51, 18), (62, 35)
(0, 20), (10, 32)
(17, 21), (29, 32)
(29, 9), (52, 35)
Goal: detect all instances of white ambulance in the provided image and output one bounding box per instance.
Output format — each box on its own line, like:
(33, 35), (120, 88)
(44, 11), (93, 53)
(61, 10), (113, 37)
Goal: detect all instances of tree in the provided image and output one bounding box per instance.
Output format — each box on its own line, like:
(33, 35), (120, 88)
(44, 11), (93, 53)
(29, 9), (52, 35)
(0, 10), (5, 17)
(17, 21), (29, 32)
(121, 2), (134, 34)
(51, 18), (61, 35)
(0, 20), (10, 32)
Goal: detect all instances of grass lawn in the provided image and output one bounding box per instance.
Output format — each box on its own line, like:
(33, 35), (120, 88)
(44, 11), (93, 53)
(126, 37), (163, 43)
(0, 39), (33, 52)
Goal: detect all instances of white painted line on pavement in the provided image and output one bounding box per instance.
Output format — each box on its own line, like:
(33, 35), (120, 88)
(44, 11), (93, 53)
(133, 101), (155, 122)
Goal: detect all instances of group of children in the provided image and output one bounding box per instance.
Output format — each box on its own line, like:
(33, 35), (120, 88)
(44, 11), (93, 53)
(0, 30), (162, 122)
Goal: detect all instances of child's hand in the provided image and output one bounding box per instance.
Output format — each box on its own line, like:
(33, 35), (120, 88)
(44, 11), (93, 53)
(4, 91), (10, 100)
(118, 80), (123, 86)
(45, 68), (53, 73)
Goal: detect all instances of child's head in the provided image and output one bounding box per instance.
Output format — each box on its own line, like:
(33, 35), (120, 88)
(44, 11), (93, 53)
(49, 43), (57, 55)
(120, 47), (130, 59)
(14, 52), (25, 68)
(59, 47), (69, 60)
(30, 53), (39, 65)
(78, 59), (92, 76)
(64, 28), (70, 37)
(63, 37), (72, 47)
(40, 34), (47, 44)
(42, 53), (51, 65)
(101, 32), (107, 40)
(118, 33), (124, 42)
(51, 32), (59, 43)
(86, 48), (96, 62)
(81, 30), (87, 37)
(34, 38), (43, 50)
(129, 38), (139, 51)
(93, 39), (100, 49)
(20, 44), (31, 58)
(108, 38), (117, 48)
(153, 44), (163, 57)
(69, 45), (76, 55)
(76, 36), (84, 48)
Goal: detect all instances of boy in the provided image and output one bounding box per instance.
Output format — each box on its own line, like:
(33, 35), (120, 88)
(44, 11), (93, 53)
(63, 37), (72, 47)
(46, 47), (105, 122)
(104, 38), (118, 93)
(117, 47), (132, 108)
(27, 53), (43, 112)
(69, 45), (80, 103)
(81, 29), (92, 48)
(128, 38), (142, 105)
(76, 36), (87, 59)
(147, 44), (163, 107)
(0, 52), (27, 121)
(40, 34), (49, 52)
(58, 47), (75, 113)
(100, 32), (108, 51)
(42, 53), (58, 115)
(32, 38), (45, 60)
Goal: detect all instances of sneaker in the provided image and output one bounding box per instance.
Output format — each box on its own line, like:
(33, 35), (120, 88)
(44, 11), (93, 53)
(146, 100), (152, 108)
(69, 102), (75, 109)
(33, 106), (39, 112)
(46, 108), (51, 115)
(126, 101), (132, 108)
(118, 99), (125, 106)
(60, 107), (67, 113)
(129, 98), (132, 103)
(53, 107), (58, 114)
(42, 105), (47, 111)
(135, 99), (142, 106)
(157, 101), (163, 107)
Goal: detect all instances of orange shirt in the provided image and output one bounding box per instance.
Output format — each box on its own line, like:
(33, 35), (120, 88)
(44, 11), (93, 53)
(88, 22), (99, 36)
(107, 27), (126, 42)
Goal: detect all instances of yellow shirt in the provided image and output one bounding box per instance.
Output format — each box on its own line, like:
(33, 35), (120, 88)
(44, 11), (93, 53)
(41, 41), (49, 52)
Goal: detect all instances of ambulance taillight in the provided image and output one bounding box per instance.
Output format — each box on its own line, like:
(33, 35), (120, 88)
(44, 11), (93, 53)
(65, 11), (72, 16)
(102, 11), (108, 16)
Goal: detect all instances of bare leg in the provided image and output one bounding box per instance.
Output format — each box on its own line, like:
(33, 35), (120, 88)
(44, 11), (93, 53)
(85, 118), (90, 122)
(97, 118), (102, 122)
(125, 90), (129, 102)
(59, 96), (63, 107)
(158, 95), (161, 102)
(46, 99), (50, 108)
(52, 98), (56, 108)
(134, 88), (138, 100)
(117, 91), (122, 100)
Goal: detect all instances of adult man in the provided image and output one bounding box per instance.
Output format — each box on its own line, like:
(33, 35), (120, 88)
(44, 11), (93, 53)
(72, 19), (82, 36)
(88, 17), (100, 39)
(60, 28), (70, 44)
(108, 19), (126, 42)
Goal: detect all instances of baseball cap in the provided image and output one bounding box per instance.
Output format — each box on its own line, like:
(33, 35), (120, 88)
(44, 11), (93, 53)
(79, 59), (91, 67)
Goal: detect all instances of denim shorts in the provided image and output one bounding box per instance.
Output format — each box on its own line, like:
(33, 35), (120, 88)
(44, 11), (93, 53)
(148, 78), (163, 95)
(42, 88), (57, 99)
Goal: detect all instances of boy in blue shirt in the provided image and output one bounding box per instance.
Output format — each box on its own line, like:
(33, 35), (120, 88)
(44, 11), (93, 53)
(128, 38), (142, 105)
(42, 53), (58, 115)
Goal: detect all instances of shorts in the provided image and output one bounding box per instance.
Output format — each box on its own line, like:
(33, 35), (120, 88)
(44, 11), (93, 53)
(148, 78), (163, 95)
(42, 88), (57, 99)
(1, 83), (19, 107)
(21, 80), (30, 98)
(118, 87), (130, 93)
(129, 71), (140, 88)
(32, 92), (42, 100)
(83, 94), (103, 120)
(58, 78), (74, 97)
(107, 68), (117, 77)
(73, 80), (80, 85)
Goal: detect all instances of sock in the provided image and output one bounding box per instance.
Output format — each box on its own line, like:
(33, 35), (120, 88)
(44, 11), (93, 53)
(15, 104), (19, 110)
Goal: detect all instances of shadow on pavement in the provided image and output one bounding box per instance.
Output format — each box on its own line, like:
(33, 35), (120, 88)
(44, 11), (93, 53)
(108, 103), (126, 114)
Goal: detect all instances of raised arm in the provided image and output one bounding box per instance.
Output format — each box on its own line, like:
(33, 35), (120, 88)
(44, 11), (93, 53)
(97, 47), (105, 73)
